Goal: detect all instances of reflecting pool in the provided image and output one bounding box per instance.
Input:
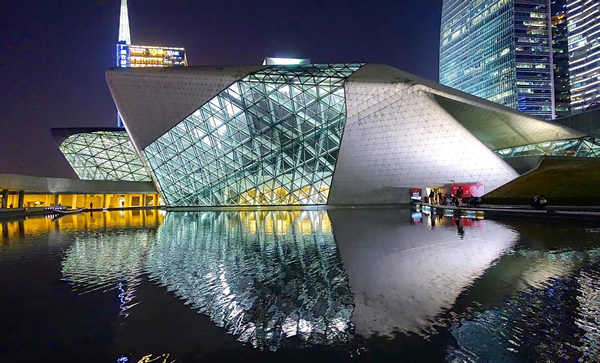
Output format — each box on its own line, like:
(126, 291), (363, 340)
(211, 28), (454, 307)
(0, 209), (599, 361)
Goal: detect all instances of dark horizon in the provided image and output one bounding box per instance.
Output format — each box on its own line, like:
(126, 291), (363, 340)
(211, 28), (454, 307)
(0, 0), (443, 178)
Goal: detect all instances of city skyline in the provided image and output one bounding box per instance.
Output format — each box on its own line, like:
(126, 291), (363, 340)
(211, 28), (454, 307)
(439, 0), (555, 119)
(568, 0), (600, 113)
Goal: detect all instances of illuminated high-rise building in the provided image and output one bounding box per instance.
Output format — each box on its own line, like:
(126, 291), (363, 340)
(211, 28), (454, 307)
(115, 0), (187, 126)
(568, 0), (600, 113)
(551, 0), (571, 117)
(439, 0), (555, 119)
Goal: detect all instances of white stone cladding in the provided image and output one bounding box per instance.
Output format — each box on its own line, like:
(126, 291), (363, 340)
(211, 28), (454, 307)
(106, 64), (587, 206)
(106, 66), (264, 151)
(328, 65), (520, 205)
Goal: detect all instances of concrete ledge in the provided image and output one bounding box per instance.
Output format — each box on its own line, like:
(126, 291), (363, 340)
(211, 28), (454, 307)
(418, 203), (600, 218)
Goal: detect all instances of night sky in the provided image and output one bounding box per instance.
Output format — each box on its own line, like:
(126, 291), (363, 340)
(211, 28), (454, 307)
(0, 0), (443, 178)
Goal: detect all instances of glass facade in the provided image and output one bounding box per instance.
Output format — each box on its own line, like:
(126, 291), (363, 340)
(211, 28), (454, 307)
(551, 0), (571, 117)
(495, 136), (600, 158)
(59, 131), (151, 182)
(440, 0), (555, 119)
(143, 64), (363, 206)
(568, 0), (600, 113)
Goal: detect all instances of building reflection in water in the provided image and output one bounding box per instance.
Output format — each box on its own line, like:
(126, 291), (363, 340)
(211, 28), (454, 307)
(0, 209), (164, 242)
(147, 210), (353, 351)
(328, 208), (518, 338)
(56, 208), (527, 350)
(447, 241), (600, 360)
(58, 210), (164, 316)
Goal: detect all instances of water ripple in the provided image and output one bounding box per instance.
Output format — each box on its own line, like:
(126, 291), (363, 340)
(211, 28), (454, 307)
(146, 211), (354, 351)
(61, 230), (155, 316)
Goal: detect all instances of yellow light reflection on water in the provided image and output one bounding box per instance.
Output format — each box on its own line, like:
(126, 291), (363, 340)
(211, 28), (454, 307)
(0, 210), (165, 242)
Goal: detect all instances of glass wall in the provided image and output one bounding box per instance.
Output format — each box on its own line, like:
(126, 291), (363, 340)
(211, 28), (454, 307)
(568, 0), (600, 113)
(495, 136), (600, 158)
(551, 0), (571, 117)
(59, 131), (151, 182)
(144, 64), (363, 206)
(440, 0), (554, 119)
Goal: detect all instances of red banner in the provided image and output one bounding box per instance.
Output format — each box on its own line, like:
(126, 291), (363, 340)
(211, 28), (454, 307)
(450, 184), (484, 198)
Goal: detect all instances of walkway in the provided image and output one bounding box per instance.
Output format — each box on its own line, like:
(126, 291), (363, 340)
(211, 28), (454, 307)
(418, 203), (600, 218)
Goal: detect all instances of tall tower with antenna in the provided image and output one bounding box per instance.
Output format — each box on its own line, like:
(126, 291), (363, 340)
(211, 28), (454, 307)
(118, 0), (131, 45)
(116, 0), (131, 127)
(114, 0), (187, 127)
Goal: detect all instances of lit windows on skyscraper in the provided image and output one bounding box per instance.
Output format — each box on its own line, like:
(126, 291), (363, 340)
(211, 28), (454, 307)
(440, 0), (555, 119)
(568, 0), (600, 113)
(551, 0), (571, 117)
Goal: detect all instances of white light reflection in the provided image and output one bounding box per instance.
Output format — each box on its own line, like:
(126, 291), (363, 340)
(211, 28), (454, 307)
(146, 211), (353, 351)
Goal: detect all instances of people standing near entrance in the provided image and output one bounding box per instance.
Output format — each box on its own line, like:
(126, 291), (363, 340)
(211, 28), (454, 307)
(539, 195), (548, 209)
(437, 191), (443, 206)
(456, 186), (464, 207)
(531, 194), (540, 209)
(429, 190), (435, 205)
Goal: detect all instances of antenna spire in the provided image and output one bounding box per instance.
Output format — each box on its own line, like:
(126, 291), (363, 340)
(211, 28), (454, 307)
(118, 0), (131, 45)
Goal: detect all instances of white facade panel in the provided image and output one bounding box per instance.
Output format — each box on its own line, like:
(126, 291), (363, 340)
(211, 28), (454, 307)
(329, 66), (520, 205)
(106, 64), (587, 206)
(106, 66), (265, 151)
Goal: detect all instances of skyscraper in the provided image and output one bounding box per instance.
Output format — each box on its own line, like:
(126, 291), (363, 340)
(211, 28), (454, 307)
(551, 0), (571, 117)
(568, 0), (600, 113)
(115, 0), (187, 126)
(439, 0), (555, 119)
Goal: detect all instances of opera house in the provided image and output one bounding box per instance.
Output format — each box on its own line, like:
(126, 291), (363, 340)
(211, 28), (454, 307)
(102, 63), (598, 206)
(4, 62), (598, 209)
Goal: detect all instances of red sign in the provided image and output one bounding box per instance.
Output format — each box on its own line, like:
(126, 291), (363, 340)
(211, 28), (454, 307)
(451, 184), (484, 198)
(410, 188), (422, 200)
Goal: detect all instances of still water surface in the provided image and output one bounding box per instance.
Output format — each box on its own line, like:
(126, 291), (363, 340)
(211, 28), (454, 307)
(0, 209), (599, 362)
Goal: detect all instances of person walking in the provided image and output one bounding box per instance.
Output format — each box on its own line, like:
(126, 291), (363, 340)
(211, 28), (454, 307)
(89, 202), (93, 210)
(429, 190), (435, 205)
(456, 186), (464, 207)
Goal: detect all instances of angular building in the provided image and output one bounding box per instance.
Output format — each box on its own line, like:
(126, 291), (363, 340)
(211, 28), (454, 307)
(51, 128), (151, 182)
(439, 0), (555, 119)
(568, 0), (600, 113)
(106, 63), (586, 207)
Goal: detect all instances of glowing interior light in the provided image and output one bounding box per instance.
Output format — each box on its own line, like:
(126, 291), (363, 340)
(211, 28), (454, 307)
(263, 57), (311, 65)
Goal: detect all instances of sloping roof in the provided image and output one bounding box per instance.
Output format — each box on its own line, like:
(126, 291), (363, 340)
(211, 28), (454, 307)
(554, 108), (600, 138)
(106, 66), (266, 151)
(50, 127), (126, 145)
(106, 64), (586, 152)
(347, 64), (585, 150)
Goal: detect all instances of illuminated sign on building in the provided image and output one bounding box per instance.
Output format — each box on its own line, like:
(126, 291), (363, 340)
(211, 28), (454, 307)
(116, 42), (130, 68)
(115, 44), (187, 68)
